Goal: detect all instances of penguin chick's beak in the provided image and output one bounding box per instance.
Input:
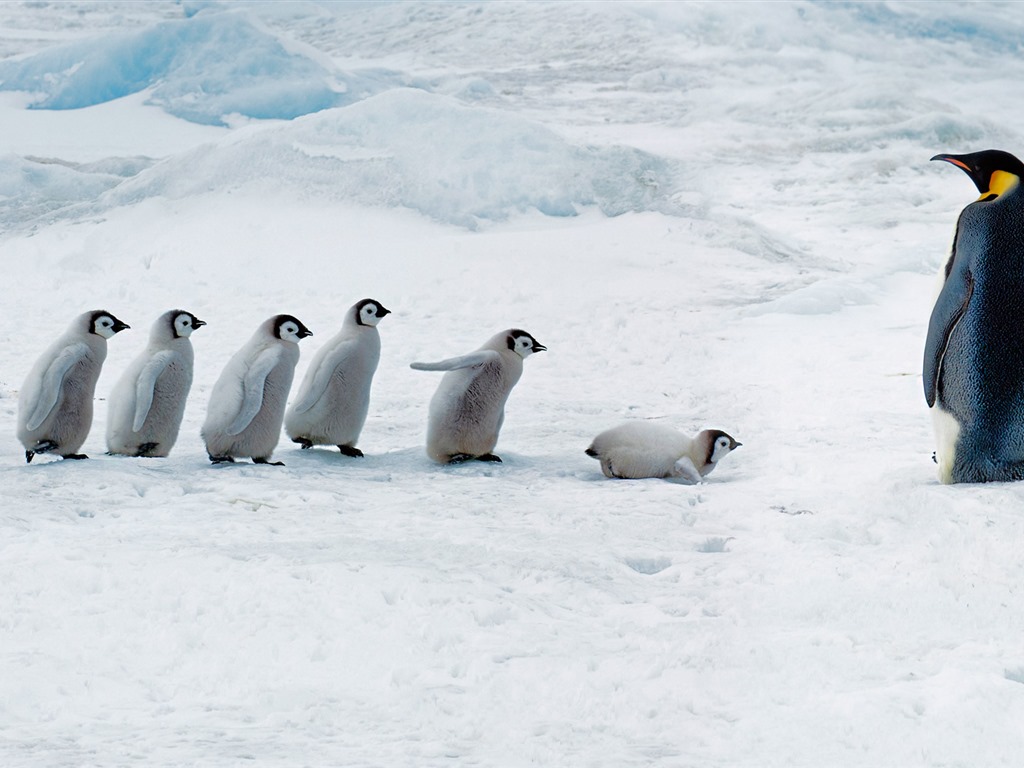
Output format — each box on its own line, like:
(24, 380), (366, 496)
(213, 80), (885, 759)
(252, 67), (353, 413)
(113, 320), (130, 333)
(298, 328), (313, 339)
(192, 318), (207, 328)
(532, 342), (547, 353)
(734, 442), (743, 449)
(377, 306), (391, 317)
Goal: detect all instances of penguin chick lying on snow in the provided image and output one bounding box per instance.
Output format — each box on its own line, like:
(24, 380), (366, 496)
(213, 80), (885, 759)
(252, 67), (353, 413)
(586, 421), (740, 482)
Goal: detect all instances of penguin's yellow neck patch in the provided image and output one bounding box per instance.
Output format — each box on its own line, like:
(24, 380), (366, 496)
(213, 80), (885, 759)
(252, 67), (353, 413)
(981, 170), (1020, 200)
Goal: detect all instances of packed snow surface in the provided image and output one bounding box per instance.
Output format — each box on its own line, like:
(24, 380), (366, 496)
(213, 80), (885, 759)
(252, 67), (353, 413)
(3, 1), (1024, 766)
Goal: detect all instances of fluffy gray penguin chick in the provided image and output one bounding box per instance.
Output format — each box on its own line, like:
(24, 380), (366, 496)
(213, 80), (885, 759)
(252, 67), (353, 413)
(18, 309), (130, 463)
(202, 314), (312, 466)
(586, 421), (740, 482)
(285, 298), (389, 456)
(106, 309), (205, 458)
(411, 328), (546, 464)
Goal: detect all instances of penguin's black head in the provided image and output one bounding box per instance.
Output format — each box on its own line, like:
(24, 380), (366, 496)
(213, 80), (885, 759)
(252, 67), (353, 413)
(90, 310), (130, 339)
(354, 298), (390, 327)
(170, 310), (206, 339)
(931, 149), (1024, 200)
(274, 314), (313, 342)
(507, 329), (546, 358)
(704, 429), (741, 465)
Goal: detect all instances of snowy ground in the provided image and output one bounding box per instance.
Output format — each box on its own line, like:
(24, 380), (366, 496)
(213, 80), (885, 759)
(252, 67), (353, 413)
(3, 2), (1024, 765)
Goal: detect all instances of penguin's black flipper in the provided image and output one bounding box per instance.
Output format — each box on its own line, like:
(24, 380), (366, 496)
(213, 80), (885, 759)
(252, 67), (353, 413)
(923, 261), (974, 407)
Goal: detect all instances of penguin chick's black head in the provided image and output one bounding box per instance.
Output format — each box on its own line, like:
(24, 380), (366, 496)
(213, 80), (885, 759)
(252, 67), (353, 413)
(354, 298), (390, 326)
(274, 314), (313, 341)
(90, 310), (130, 336)
(931, 149), (1024, 197)
(507, 329), (546, 354)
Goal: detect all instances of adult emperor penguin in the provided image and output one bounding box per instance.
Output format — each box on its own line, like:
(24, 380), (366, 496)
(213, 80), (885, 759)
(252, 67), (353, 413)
(285, 298), (389, 456)
(925, 149), (1024, 483)
(411, 328), (546, 464)
(106, 310), (205, 457)
(202, 314), (312, 466)
(585, 421), (740, 482)
(18, 310), (130, 462)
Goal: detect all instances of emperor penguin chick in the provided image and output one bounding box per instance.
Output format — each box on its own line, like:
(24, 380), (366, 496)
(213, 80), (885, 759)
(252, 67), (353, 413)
(18, 310), (130, 462)
(202, 314), (312, 466)
(285, 299), (389, 456)
(106, 310), (205, 457)
(585, 422), (740, 482)
(411, 328), (546, 464)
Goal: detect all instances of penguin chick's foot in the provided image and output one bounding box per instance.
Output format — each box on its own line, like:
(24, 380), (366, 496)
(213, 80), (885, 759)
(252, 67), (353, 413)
(62, 453), (89, 460)
(135, 442), (159, 457)
(337, 445), (364, 458)
(292, 437), (314, 450)
(253, 457), (285, 466)
(209, 455), (236, 465)
(28, 439), (59, 463)
(475, 453), (502, 463)
(447, 453), (475, 464)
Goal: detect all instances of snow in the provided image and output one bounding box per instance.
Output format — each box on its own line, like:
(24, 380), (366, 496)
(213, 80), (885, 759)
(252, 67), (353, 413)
(3, 1), (1024, 765)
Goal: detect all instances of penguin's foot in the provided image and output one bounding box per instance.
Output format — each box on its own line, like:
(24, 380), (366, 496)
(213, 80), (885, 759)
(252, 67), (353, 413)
(475, 453), (502, 463)
(25, 451), (34, 464)
(293, 437), (314, 450)
(209, 455), (235, 465)
(135, 442), (159, 457)
(337, 445), (364, 458)
(932, 451), (938, 464)
(62, 453), (89, 460)
(253, 457), (285, 467)
(447, 453), (474, 464)
(30, 440), (58, 457)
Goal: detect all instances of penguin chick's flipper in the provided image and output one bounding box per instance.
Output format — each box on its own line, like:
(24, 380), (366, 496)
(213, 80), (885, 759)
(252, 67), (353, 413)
(584, 447), (599, 458)
(62, 453), (89, 460)
(337, 445), (364, 458)
(476, 453), (502, 463)
(292, 437), (314, 449)
(253, 457), (285, 466)
(669, 455), (703, 484)
(209, 455), (236, 465)
(134, 442), (159, 457)
(410, 350), (499, 372)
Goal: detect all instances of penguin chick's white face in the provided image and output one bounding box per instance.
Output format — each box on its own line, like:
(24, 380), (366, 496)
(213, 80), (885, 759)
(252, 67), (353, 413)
(356, 299), (391, 328)
(507, 330), (546, 358)
(173, 312), (205, 338)
(275, 315), (313, 343)
(709, 431), (741, 464)
(91, 311), (130, 339)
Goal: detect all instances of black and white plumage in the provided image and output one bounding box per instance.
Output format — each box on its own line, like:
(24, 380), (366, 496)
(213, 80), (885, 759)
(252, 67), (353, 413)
(285, 299), (389, 457)
(411, 328), (546, 464)
(106, 310), (205, 458)
(201, 314), (312, 466)
(585, 422), (740, 482)
(18, 310), (130, 463)
(925, 150), (1024, 483)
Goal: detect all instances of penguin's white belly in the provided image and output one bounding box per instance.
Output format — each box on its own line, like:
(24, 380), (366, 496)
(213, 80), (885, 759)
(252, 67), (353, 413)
(931, 404), (960, 485)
